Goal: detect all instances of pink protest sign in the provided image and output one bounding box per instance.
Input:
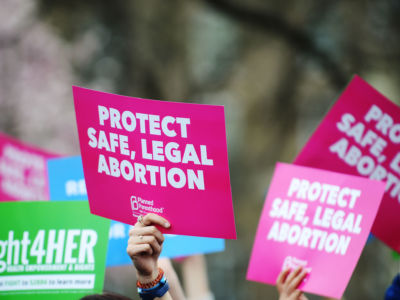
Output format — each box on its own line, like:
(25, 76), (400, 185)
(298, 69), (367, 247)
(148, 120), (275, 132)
(294, 75), (400, 252)
(247, 163), (385, 299)
(73, 86), (236, 239)
(0, 132), (57, 201)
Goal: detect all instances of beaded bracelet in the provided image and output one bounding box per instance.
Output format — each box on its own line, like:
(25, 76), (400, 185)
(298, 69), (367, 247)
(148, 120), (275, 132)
(137, 268), (164, 289)
(138, 274), (169, 300)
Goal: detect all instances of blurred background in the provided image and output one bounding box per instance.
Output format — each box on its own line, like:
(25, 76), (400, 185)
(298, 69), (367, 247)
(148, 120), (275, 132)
(1, 0), (399, 299)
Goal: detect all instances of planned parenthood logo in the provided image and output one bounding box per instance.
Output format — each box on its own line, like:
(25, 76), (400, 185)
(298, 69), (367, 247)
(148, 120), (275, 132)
(130, 195), (164, 218)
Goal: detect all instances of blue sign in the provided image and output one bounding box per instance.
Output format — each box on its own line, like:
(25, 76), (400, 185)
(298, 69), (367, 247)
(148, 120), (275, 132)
(47, 156), (225, 266)
(47, 156), (87, 201)
(162, 234), (225, 257)
(107, 223), (225, 266)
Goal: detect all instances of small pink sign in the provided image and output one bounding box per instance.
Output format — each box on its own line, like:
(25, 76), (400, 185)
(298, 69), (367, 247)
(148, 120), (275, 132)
(73, 86), (236, 239)
(295, 75), (400, 252)
(247, 163), (385, 299)
(0, 132), (57, 201)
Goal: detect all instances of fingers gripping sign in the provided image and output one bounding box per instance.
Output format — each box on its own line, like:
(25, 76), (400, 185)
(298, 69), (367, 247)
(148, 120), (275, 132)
(127, 213), (171, 283)
(277, 267), (309, 300)
(136, 213), (171, 229)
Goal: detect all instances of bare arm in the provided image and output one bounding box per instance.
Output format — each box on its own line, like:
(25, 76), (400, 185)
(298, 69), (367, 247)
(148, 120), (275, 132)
(159, 258), (186, 300)
(182, 255), (214, 300)
(127, 213), (173, 300)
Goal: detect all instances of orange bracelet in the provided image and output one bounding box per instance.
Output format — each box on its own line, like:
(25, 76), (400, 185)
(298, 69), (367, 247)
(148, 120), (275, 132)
(137, 268), (164, 289)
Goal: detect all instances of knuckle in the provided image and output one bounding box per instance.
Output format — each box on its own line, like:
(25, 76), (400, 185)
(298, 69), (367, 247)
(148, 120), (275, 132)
(144, 213), (153, 221)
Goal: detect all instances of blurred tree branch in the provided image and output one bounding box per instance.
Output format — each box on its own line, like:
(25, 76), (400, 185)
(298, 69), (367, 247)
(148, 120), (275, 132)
(203, 0), (348, 88)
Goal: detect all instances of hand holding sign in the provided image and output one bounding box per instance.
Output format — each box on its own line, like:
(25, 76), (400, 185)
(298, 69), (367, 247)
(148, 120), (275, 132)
(127, 213), (171, 281)
(127, 213), (173, 300)
(277, 267), (309, 300)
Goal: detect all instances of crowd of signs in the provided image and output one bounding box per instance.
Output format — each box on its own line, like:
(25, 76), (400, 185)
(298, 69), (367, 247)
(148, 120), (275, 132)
(0, 75), (398, 299)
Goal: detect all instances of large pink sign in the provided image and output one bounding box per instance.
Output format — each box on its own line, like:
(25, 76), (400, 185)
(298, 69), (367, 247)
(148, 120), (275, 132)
(0, 132), (57, 201)
(295, 75), (400, 252)
(247, 163), (385, 299)
(73, 86), (236, 239)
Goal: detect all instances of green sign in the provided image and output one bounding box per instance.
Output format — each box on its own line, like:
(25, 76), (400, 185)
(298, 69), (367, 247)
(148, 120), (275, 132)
(0, 201), (110, 299)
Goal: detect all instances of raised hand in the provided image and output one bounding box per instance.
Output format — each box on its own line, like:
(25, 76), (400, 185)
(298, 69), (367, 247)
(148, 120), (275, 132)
(276, 267), (309, 300)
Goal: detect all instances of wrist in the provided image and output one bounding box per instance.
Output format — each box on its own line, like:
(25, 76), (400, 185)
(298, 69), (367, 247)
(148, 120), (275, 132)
(137, 268), (164, 289)
(137, 268), (160, 285)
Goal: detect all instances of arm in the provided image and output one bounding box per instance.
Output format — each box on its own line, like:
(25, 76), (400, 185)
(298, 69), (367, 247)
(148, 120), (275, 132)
(159, 258), (186, 300)
(276, 267), (308, 300)
(127, 213), (173, 300)
(182, 255), (214, 300)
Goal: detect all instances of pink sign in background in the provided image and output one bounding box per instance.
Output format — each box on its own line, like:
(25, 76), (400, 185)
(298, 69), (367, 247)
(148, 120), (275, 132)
(0, 132), (57, 201)
(73, 86), (236, 239)
(295, 75), (400, 252)
(247, 163), (385, 299)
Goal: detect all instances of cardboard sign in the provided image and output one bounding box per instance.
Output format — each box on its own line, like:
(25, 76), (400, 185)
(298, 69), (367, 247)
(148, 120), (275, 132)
(0, 132), (57, 201)
(73, 86), (236, 239)
(247, 163), (385, 299)
(47, 156), (225, 265)
(0, 201), (110, 299)
(295, 75), (400, 252)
